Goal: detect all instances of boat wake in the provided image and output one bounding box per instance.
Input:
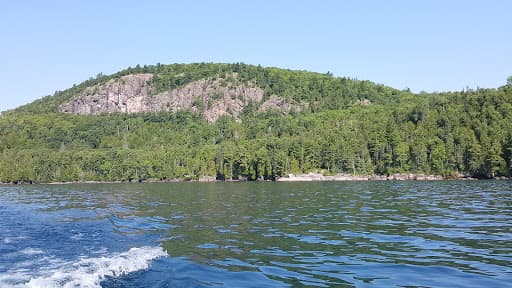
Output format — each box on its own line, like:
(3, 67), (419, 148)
(0, 246), (167, 288)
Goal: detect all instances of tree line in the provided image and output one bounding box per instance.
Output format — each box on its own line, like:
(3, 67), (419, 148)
(1, 64), (511, 183)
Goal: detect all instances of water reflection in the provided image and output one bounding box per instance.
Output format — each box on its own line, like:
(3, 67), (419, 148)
(0, 181), (510, 287)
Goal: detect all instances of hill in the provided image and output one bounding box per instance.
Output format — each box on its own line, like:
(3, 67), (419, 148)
(14, 63), (401, 118)
(1, 63), (511, 183)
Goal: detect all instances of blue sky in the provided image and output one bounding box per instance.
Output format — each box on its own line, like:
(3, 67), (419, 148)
(1, 0), (510, 112)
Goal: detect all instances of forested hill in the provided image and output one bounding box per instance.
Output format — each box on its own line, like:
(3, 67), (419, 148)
(1, 63), (511, 183)
(13, 63), (403, 119)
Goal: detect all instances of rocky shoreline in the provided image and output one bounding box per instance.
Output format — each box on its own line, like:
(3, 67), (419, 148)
(276, 172), (511, 181)
(1, 173), (509, 185)
(276, 173), (446, 182)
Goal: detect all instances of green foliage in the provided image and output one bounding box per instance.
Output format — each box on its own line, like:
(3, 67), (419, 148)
(1, 64), (511, 182)
(10, 62), (401, 115)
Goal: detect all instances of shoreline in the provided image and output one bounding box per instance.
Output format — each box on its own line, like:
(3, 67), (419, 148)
(277, 172), (509, 181)
(0, 173), (509, 185)
(277, 173), (446, 182)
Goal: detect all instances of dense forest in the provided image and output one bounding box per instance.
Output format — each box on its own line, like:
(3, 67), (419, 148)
(1, 63), (511, 183)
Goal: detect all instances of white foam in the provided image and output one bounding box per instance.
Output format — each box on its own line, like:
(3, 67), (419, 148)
(70, 233), (84, 241)
(0, 246), (167, 288)
(19, 248), (44, 256)
(3, 236), (29, 244)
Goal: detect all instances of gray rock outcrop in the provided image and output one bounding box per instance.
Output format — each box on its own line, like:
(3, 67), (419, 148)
(59, 73), (296, 122)
(60, 74), (154, 114)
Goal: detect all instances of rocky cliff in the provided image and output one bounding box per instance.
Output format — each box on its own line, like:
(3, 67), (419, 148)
(59, 73), (296, 122)
(59, 74), (154, 115)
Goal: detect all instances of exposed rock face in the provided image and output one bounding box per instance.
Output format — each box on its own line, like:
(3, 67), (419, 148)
(355, 99), (371, 106)
(60, 74), (154, 114)
(59, 73), (296, 122)
(155, 78), (265, 122)
(260, 95), (295, 113)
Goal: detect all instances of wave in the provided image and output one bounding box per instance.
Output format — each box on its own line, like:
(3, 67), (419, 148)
(0, 246), (167, 288)
(19, 248), (45, 256)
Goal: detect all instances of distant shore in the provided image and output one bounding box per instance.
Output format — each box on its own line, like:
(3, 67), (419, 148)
(276, 173), (446, 182)
(1, 172), (510, 185)
(277, 172), (509, 181)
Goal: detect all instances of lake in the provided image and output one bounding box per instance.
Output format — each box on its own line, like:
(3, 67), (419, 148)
(0, 181), (510, 287)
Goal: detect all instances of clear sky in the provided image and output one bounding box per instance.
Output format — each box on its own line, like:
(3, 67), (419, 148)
(1, 0), (510, 112)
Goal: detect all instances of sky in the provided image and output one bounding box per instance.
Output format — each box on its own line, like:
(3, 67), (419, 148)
(0, 0), (511, 112)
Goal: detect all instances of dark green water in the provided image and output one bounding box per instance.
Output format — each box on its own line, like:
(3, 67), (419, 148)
(0, 181), (511, 287)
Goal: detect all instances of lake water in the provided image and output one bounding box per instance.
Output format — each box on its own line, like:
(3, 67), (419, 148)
(0, 181), (510, 287)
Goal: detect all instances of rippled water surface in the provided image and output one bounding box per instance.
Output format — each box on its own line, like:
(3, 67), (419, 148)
(0, 181), (511, 287)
